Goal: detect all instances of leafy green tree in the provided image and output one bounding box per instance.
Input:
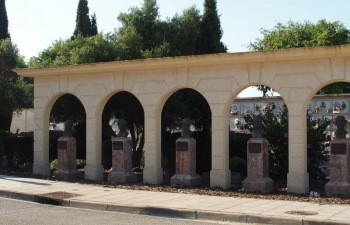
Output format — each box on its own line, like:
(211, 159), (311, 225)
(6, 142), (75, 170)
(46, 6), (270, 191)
(317, 82), (350, 95)
(165, 6), (201, 56)
(242, 104), (330, 180)
(50, 94), (85, 125)
(0, 39), (33, 131)
(196, 0), (226, 54)
(249, 20), (350, 96)
(29, 0), (227, 168)
(249, 20), (349, 51)
(29, 34), (117, 67)
(306, 113), (330, 180)
(0, 0), (10, 39)
(73, 0), (97, 38)
(114, 0), (170, 60)
(162, 88), (211, 132)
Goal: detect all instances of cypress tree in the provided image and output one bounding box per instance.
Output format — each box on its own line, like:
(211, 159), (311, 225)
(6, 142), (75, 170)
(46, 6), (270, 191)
(73, 0), (92, 37)
(196, 0), (226, 54)
(0, 0), (10, 39)
(90, 13), (98, 36)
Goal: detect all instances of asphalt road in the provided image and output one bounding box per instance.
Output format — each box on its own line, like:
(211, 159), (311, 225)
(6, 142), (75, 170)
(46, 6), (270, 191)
(0, 197), (262, 225)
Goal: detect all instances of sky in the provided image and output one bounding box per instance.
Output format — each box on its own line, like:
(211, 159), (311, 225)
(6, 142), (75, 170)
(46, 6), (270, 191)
(5, 0), (350, 97)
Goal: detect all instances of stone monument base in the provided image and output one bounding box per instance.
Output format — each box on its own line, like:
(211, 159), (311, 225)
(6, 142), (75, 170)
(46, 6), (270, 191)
(325, 181), (350, 197)
(53, 169), (82, 179)
(325, 139), (350, 197)
(170, 174), (201, 187)
(53, 136), (81, 179)
(108, 171), (137, 184)
(242, 177), (274, 193)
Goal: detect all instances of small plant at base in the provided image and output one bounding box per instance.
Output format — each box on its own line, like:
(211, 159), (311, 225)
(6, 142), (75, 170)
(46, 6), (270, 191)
(50, 159), (58, 170)
(50, 158), (86, 170)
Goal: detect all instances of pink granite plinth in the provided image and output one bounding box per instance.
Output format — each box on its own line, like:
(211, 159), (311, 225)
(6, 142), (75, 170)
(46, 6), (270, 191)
(108, 137), (136, 184)
(242, 177), (274, 193)
(243, 138), (274, 193)
(170, 174), (201, 186)
(325, 182), (350, 196)
(53, 136), (81, 179)
(325, 140), (350, 197)
(170, 138), (201, 187)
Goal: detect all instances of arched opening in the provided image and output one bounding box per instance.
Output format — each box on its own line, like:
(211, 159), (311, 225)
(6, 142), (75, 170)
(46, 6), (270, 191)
(49, 93), (86, 173)
(101, 91), (144, 179)
(229, 85), (288, 190)
(161, 88), (212, 184)
(306, 81), (350, 192)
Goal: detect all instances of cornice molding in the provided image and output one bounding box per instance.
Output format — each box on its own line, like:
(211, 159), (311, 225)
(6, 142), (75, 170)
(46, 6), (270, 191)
(15, 45), (350, 78)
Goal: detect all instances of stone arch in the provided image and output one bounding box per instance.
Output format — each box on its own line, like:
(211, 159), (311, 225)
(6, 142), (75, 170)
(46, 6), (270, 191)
(35, 92), (86, 176)
(304, 80), (350, 178)
(149, 87), (212, 172)
(225, 83), (289, 181)
(101, 91), (145, 167)
(160, 87), (212, 179)
(90, 90), (145, 179)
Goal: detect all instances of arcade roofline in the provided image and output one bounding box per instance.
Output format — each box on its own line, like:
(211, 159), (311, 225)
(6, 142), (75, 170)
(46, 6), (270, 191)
(14, 44), (350, 78)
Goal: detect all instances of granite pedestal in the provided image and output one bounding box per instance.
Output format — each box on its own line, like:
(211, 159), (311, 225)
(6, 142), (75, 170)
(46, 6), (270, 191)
(53, 136), (81, 179)
(325, 140), (350, 197)
(243, 138), (274, 193)
(171, 138), (201, 187)
(108, 137), (137, 184)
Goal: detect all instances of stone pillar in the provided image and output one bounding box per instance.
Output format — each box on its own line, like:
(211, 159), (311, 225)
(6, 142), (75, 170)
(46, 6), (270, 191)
(170, 138), (201, 186)
(84, 117), (103, 181)
(108, 137), (137, 183)
(32, 108), (50, 177)
(243, 138), (274, 193)
(325, 139), (350, 196)
(287, 114), (309, 194)
(53, 136), (81, 179)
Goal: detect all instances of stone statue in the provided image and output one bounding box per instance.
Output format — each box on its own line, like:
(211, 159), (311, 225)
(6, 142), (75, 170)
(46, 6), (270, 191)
(63, 120), (74, 137)
(334, 116), (348, 139)
(251, 115), (263, 138)
(117, 119), (129, 137)
(181, 117), (192, 138)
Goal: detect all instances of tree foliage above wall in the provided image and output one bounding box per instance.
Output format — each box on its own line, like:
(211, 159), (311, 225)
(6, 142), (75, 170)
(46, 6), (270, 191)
(248, 19), (350, 96)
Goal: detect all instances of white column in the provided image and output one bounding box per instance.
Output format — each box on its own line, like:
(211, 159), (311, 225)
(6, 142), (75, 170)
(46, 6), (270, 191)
(84, 111), (103, 181)
(287, 113), (309, 194)
(143, 106), (163, 184)
(32, 106), (50, 176)
(210, 114), (231, 188)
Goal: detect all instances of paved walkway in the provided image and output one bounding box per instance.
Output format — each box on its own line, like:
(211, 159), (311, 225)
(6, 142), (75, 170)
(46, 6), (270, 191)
(1, 175), (350, 225)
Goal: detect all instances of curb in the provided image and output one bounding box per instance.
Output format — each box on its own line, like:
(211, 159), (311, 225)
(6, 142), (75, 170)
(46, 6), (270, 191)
(1, 190), (350, 225)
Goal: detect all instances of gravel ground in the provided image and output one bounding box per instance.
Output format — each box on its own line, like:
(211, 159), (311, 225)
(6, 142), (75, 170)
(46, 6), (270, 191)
(1, 168), (350, 205)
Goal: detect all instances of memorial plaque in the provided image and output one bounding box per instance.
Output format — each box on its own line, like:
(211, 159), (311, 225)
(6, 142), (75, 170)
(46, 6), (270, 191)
(113, 141), (124, 151)
(248, 143), (261, 153)
(331, 143), (347, 154)
(58, 141), (67, 149)
(177, 142), (188, 151)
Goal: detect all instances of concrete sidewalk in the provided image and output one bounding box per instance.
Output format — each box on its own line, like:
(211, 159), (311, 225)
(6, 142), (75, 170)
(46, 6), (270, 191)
(0, 175), (350, 225)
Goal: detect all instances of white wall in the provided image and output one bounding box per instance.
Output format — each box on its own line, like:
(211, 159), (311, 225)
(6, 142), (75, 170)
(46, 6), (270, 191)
(10, 109), (34, 133)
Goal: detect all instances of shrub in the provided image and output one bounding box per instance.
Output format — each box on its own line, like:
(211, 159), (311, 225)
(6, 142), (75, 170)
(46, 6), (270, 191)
(229, 157), (247, 175)
(50, 159), (58, 169)
(50, 158), (86, 170)
(76, 159), (86, 169)
(242, 104), (330, 181)
(0, 130), (33, 167)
